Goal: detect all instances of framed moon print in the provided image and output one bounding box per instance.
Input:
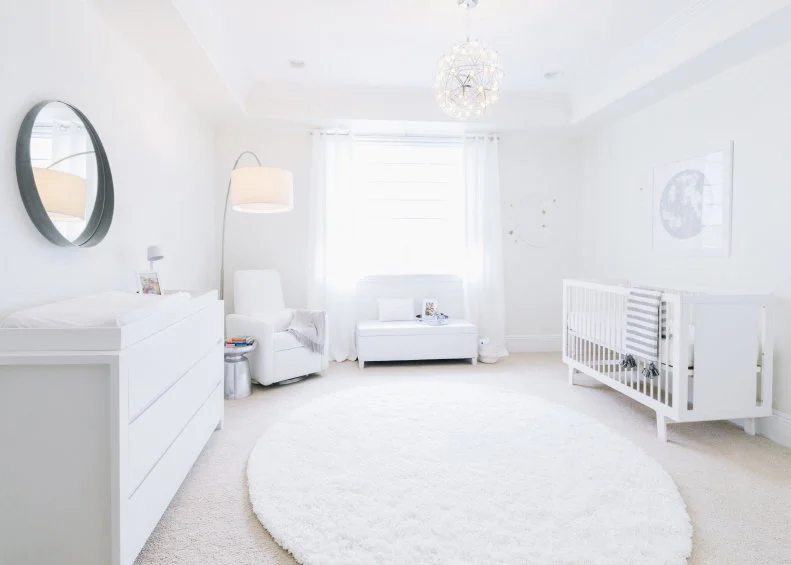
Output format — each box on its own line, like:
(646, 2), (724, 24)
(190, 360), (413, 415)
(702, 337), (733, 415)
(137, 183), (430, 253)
(652, 141), (734, 257)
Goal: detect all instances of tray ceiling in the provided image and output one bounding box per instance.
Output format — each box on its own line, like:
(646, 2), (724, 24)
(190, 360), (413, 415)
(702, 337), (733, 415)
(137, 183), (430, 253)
(92, 0), (791, 129)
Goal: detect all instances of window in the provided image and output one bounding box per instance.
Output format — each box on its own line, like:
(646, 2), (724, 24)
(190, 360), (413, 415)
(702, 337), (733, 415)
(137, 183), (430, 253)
(351, 138), (465, 276)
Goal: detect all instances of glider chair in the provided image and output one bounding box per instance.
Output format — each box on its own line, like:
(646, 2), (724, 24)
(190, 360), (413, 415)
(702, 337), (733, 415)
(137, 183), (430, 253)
(226, 270), (329, 385)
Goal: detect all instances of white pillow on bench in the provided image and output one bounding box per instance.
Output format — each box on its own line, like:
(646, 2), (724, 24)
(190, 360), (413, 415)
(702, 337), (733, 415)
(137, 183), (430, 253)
(378, 298), (414, 321)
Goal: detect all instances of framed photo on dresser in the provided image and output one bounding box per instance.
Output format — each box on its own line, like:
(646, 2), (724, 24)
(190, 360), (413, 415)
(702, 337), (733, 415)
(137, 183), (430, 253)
(137, 272), (162, 295)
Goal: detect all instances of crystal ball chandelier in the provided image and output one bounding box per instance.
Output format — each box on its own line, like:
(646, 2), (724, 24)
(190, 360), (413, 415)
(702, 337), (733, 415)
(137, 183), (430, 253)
(435, 0), (504, 120)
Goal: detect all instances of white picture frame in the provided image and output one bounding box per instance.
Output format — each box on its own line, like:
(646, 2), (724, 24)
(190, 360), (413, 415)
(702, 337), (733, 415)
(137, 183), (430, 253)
(421, 298), (438, 318)
(137, 272), (162, 295)
(652, 141), (734, 257)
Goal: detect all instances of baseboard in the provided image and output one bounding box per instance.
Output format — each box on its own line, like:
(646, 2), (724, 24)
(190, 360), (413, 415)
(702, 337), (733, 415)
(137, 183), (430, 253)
(757, 410), (791, 448)
(505, 334), (562, 353)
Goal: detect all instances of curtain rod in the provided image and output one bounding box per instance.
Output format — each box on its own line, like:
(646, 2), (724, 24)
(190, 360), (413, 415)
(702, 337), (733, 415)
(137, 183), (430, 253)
(310, 131), (500, 141)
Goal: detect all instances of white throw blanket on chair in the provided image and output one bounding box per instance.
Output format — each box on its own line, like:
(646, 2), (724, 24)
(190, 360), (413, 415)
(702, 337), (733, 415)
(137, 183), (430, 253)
(288, 310), (325, 354)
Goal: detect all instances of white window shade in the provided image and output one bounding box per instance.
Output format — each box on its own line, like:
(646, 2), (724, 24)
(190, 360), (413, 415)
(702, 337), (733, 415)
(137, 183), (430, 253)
(352, 139), (465, 276)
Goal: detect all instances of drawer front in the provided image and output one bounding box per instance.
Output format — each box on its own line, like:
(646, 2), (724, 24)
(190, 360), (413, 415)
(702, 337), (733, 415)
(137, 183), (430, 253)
(124, 384), (223, 565)
(127, 302), (222, 420)
(358, 333), (478, 361)
(128, 343), (223, 494)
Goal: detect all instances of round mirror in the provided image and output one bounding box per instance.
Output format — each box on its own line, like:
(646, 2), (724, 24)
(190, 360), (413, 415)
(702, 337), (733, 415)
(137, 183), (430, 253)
(15, 101), (113, 247)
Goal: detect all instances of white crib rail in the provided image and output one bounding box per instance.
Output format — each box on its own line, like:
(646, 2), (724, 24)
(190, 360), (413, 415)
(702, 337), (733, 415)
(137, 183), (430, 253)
(563, 279), (774, 441)
(563, 280), (681, 421)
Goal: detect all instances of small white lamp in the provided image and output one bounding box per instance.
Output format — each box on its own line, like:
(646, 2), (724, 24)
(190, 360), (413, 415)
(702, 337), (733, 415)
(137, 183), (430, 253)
(147, 245), (164, 272)
(219, 151), (293, 299)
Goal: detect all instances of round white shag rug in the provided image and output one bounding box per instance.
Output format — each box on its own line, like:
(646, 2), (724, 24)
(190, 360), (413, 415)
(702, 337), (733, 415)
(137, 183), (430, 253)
(248, 383), (692, 565)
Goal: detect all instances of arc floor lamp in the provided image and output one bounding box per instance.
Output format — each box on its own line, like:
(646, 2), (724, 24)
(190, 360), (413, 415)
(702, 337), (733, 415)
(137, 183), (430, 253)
(32, 150), (96, 222)
(219, 151), (293, 300)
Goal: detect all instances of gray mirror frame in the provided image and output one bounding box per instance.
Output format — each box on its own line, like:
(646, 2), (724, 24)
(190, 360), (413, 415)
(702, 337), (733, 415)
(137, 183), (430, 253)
(15, 101), (114, 247)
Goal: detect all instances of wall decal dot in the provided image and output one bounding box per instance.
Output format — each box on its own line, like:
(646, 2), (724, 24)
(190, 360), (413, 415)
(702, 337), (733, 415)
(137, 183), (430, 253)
(505, 192), (561, 248)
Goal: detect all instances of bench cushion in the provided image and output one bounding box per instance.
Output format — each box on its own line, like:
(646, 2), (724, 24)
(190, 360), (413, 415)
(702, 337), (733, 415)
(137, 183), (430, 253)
(357, 319), (476, 337)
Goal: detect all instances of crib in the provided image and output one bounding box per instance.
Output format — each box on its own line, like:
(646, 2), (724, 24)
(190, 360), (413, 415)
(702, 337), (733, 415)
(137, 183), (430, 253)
(562, 279), (774, 441)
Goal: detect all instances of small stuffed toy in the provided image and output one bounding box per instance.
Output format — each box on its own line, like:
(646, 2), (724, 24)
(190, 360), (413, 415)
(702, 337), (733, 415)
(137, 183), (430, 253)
(642, 362), (660, 379)
(620, 354), (637, 369)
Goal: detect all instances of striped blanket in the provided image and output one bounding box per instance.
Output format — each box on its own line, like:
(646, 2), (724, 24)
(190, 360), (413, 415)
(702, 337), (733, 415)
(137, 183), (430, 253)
(624, 288), (662, 361)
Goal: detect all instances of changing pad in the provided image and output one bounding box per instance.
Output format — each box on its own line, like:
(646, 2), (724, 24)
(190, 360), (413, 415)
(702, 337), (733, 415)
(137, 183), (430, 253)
(0, 291), (191, 329)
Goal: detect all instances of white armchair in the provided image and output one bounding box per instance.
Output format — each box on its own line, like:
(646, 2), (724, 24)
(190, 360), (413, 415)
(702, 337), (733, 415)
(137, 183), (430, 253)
(226, 270), (329, 385)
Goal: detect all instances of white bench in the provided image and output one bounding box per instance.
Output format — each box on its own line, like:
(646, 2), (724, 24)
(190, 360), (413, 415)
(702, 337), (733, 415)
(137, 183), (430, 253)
(356, 319), (478, 369)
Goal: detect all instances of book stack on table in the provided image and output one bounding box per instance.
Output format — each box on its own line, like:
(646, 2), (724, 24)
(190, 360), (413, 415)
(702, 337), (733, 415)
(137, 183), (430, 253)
(225, 336), (255, 347)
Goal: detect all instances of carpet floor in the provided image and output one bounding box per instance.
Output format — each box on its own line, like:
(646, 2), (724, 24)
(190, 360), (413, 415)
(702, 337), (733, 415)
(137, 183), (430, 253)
(135, 354), (791, 565)
(248, 382), (691, 565)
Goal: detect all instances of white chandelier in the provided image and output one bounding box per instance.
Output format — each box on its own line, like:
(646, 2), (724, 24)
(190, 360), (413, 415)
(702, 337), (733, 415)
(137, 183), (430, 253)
(434, 0), (504, 120)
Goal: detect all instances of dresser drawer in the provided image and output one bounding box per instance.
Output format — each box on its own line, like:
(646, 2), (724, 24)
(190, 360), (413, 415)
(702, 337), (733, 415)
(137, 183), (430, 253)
(128, 342), (222, 494)
(126, 302), (222, 420)
(124, 384), (223, 565)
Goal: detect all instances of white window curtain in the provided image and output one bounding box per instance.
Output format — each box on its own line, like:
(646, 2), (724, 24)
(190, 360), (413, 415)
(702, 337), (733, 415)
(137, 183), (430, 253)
(308, 132), (508, 363)
(307, 133), (359, 362)
(463, 136), (508, 360)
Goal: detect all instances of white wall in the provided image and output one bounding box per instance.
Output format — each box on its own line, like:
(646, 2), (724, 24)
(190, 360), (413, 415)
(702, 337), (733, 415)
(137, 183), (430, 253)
(216, 127), (580, 343)
(578, 40), (791, 414)
(499, 133), (581, 349)
(0, 0), (216, 311)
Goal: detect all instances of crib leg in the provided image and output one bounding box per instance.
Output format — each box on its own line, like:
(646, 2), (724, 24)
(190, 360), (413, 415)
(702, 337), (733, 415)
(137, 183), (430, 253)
(568, 366), (576, 386)
(743, 418), (757, 436)
(656, 413), (668, 442)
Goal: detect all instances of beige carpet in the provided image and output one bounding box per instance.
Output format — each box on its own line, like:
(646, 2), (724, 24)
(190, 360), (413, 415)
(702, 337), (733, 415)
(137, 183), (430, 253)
(135, 354), (791, 565)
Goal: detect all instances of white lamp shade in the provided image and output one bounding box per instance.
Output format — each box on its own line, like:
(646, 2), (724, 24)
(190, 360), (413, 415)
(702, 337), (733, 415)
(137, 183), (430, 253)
(32, 167), (86, 222)
(147, 245), (164, 262)
(230, 166), (293, 213)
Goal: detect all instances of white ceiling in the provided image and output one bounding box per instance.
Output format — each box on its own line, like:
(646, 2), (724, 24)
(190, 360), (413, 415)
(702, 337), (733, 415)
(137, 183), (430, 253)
(172, 0), (694, 92)
(93, 0), (791, 130)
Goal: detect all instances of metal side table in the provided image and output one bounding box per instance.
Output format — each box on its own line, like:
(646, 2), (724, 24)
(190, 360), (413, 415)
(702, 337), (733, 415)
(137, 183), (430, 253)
(224, 341), (256, 399)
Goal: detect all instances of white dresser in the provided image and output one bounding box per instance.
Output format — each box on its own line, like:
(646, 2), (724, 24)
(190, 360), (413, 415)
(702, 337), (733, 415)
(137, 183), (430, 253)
(0, 291), (224, 565)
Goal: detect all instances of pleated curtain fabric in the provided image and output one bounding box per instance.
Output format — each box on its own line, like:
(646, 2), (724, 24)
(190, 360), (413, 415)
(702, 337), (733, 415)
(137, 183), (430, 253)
(463, 136), (509, 359)
(306, 133), (359, 362)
